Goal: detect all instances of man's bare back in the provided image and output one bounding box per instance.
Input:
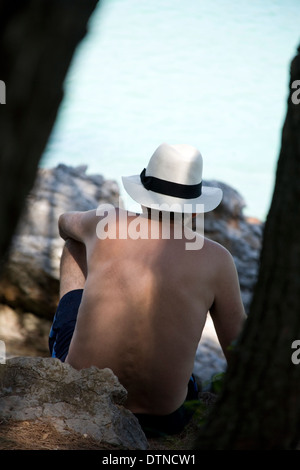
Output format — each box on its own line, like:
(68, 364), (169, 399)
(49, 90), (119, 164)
(58, 208), (246, 415)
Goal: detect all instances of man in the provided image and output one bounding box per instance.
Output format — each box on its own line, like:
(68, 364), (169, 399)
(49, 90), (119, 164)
(49, 143), (246, 437)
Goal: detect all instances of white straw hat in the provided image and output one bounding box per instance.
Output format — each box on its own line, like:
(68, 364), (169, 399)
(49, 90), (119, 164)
(122, 143), (223, 213)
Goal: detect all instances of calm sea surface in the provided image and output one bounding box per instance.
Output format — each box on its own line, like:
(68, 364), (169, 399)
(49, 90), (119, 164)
(41, 0), (300, 221)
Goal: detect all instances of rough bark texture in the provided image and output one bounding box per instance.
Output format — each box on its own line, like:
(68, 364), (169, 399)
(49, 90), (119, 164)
(0, 0), (99, 268)
(195, 45), (300, 450)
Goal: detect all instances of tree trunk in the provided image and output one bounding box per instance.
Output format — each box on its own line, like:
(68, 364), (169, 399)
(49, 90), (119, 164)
(0, 0), (99, 269)
(195, 45), (300, 450)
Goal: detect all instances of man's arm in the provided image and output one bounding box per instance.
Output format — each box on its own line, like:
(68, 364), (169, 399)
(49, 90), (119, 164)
(209, 246), (247, 362)
(58, 210), (97, 243)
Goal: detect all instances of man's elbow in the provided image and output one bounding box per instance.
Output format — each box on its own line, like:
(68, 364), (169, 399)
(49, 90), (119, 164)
(58, 213), (69, 240)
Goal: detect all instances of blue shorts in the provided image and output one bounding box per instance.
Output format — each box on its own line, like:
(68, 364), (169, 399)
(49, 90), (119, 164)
(49, 289), (83, 362)
(134, 374), (199, 437)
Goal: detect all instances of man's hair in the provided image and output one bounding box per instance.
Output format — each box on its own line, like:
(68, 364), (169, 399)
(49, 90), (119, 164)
(145, 207), (199, 233)
(145, 207), (179, 222)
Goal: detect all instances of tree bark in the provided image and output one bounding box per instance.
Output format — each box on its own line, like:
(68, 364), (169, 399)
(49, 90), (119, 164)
(0, 0), (99, 269)
(195, 45), (300, 450)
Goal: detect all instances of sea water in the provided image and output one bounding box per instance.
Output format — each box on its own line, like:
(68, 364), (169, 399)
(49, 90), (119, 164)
(41, 0), (300, 221)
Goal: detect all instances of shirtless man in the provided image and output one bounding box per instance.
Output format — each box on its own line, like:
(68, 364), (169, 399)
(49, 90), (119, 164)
(49, 143), (246, 436)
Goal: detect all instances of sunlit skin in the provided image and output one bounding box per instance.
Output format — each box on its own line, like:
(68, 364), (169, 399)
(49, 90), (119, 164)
(58, 207), (246, 415)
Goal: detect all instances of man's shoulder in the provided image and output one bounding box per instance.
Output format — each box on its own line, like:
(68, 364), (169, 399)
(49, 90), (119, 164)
(202, 237), (234, 266)
(203, 236), (229, 254)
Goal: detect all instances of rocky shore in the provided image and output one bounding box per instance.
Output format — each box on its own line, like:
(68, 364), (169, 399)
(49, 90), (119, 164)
(0, 164), (263, 448)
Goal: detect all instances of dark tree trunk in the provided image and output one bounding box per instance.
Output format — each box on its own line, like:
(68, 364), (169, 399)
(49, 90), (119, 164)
(0, 0), (99, 269)
(195, 45), (300, 450)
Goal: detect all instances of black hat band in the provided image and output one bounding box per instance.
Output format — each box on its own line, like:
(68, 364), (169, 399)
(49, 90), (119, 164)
(140, 168), (202, 199)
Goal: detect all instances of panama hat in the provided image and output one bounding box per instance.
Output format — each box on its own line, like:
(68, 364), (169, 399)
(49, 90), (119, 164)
(122, 143), (223, 213)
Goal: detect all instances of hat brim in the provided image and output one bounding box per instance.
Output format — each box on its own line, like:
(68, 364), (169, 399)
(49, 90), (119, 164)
(122, 175), (223, 213)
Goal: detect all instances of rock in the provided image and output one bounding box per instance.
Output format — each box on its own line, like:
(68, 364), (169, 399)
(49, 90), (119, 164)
(194, 315), (227, 384)
(202, 180), (263, 314)
(0, 164), (121, 319)
(0, 304), (51, 358)
(0, 356), (148, 450)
